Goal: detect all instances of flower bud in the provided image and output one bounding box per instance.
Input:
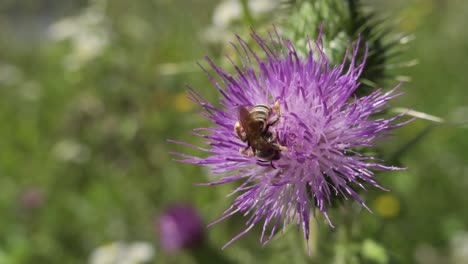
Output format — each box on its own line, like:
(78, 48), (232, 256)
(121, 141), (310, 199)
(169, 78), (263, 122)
(157, 203), (205, 253)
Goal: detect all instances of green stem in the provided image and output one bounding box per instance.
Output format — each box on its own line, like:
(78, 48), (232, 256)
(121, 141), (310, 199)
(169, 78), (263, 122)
(387, 124), (435, 163)
(192, 242), (235, 264)
(334, 204), (359, 264)
(240, 0), (255, 27)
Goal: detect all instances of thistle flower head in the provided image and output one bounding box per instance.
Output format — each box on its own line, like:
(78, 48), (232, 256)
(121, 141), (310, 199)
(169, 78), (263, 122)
(172, 27), (410, 249)
(157, 203), (205, 253)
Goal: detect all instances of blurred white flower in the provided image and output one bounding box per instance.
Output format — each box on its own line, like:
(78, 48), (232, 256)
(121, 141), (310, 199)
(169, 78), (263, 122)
(414, 244), (447, 264)
(249, 0), (281, 16)
(0, 63), (23, 85)
(52, 139), (90, 164)
(212, 0), (280, 27)
(48, 4), (110, 71)
(89, 241), (154, 264)
(74, 93), (105, 117)
(0, 64), (42, 101)
(212, 0), (242, 28)
(202, 0), (282, 44)
(450, 106), (468, 128)
(19, 81), (42, 102)
(200, 26), (234, 45)
(451, 232), (468, 264)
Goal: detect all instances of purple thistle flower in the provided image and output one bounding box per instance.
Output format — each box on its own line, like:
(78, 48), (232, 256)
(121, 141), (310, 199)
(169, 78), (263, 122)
(157, 203), (205, 253)
(170, 27), (411, 249)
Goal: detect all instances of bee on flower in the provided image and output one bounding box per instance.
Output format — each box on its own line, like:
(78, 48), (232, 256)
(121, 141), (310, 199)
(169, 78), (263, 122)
(170, 26), (412, 249)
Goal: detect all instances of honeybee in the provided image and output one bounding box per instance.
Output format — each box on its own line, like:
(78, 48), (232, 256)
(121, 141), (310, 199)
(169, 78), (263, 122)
(234, 100), (287, 168)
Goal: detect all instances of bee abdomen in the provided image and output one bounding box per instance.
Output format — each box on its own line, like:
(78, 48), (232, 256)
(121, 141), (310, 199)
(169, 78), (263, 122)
(250, 104), (271, 122)
(255, 148), (280, 162)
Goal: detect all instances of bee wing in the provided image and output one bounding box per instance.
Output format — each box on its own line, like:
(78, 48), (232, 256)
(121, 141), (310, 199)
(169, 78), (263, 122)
(238, 105), (251, 128)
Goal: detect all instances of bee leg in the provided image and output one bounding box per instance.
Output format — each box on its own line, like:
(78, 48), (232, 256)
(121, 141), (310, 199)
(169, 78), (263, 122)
(239, 141), (251, 155)
(273, 99), (281, 117)
(266, 118), (279, 132)
(234, 121), (247, 142)
(265, 131), (276, 143)
(270, 161), (277, 169)
(272, 143), (288, 151)
(246, 145), (256, 157)
(265, 100), (282, 131)
(244, 148), (254, 157)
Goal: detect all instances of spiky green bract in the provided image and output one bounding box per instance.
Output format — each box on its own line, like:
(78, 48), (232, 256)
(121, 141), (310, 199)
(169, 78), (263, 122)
(280, 0), (414, 95)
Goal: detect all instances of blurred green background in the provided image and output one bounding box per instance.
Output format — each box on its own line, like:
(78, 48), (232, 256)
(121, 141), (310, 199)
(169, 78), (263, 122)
(0, 0), (467, 263)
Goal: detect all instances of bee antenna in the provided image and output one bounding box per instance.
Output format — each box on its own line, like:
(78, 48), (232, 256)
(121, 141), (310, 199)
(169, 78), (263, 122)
(270, 161), (277, 169)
